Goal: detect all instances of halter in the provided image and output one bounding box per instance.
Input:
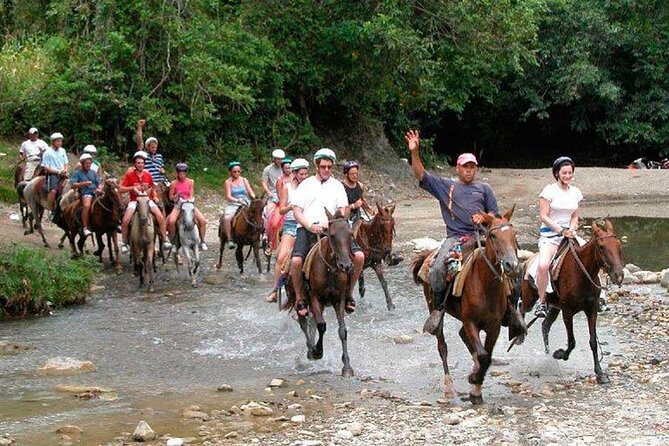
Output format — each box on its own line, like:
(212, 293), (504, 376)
(317, 218), (351, 273)
(475, 222), (516, 282)
(241, 201), (263, 231)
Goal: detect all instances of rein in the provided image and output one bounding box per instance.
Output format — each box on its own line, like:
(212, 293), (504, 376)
(241, 203), (263, 231)
(566, 235), (617, 290)
(475, 223), (513, 282)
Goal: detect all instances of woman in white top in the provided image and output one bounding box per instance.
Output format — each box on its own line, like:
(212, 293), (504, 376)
(534, 156), (583, 317)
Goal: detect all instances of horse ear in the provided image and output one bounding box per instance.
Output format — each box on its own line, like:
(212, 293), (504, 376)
(592, 221), (604, 236)
(325, 207), (334, 221)
(503, 204), (516, 221)
(479, 213), (494, 227)
(386, 204), (396, 215)
(604, 216), (615, 234)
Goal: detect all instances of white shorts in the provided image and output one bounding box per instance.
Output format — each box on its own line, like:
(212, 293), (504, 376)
(225, 203), (241, 217)
(128, 200), (158, 210)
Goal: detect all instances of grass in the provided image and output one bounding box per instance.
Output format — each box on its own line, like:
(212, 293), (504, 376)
(0, 246), (101, 318)
(0, 140), (17, 204)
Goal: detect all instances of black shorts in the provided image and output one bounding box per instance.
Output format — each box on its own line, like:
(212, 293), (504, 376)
(291, 227), (362, 259)
(46, 174), (60, 191)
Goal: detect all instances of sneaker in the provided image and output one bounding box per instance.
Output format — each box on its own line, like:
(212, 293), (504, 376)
(200, 242), (208, 251)
(83, 228), (93, 237)
(534, 303), (548, 318)
(121, 243), (130, 254)
(227, 241), (237, 250)
(163, 240), (172, 250)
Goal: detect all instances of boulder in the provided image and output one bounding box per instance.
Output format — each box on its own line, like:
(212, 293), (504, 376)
(633, 270), (660, 284)
(661, 269), (669, 288)
(241, 401), (273, 417)
(269, 378), (285, 388)
(54, 384), (113, 394)
(625, 263), (642, 273)
(622, 268), (638, 285)
(411, 238), (442, 252)
(167, 439), (185, 446)
(336, 430), (354, 440)
(132, 420), (156, 442)
(291, 415), (306, 424)
(347, 422), (364, 436)
(37, 357), (96, 376)
(393, 335), (414, 345)
(55, 426), (83, 435)
(182, 406), (210, 421)
(217, 384), (234, 392)
(0, 341), (33, 354)
(0, 435), (14, 446)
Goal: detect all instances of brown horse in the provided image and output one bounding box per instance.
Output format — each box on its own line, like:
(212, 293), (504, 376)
(355, 203), (397, 310)
(130, 196), (157, 292)
(412, 209), (521, 404)
(519, 218), (624, 384)
(216, 198), (265, 274)
(283, 210), (356, 377)
(21, 174), (69, 247)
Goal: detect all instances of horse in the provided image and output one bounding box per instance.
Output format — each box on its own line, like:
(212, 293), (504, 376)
(411, 209), (521, 404)
(173, 201), (201, 287)
(129, 195), (157, 292)
(21, 174), (69, 247)
(519, 218), (624, 384)
(216, 198), (265, 274)
(283, 210), (357, 377)
(14, 162), (45, 230)
(355, 202), (397, 310)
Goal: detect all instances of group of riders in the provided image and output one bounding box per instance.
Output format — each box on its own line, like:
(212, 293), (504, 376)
(17, 123), (584, 325)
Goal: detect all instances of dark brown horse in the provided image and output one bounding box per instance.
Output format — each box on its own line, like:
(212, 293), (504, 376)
(355, 203), (397, 310)
(216, 198), (265, 274)
(519, 218), (624, 384)
(412, 209), (521, 404)
(283, 210), (356, 377)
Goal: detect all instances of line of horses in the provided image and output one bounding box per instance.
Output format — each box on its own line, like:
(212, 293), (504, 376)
(13, 161), (625, 405)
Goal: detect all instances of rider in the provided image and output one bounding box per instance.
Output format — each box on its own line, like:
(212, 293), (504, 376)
(73, 145), (102, 174)
(405, 130), (499, 333)
(119, 151), (172, 253)
(19, 127), (48, 181)
(266, 158), (309, 303)
(289, 148), (365, 317)
(41, 132), (69, 212)
(70, 153), (102, 237)
(136, 119), (169, 191)
(266, 157), (293, 254)
(533, 156), (583, 317)
(261, 148), (285, 230)
(223, 161), (257, 250)
(166, 162), (208, 251)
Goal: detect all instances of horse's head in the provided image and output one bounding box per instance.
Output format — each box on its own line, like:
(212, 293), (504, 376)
(477, 206), (520, 277)
(592, 218), (624, 285)
(103, 175), (123, 204)
(136, 195), (151, 225)
(248, 198), (265, 230)
(325, 208), (353, 273)
(373, 202), (396, 259)
(180, 201), (196, 231)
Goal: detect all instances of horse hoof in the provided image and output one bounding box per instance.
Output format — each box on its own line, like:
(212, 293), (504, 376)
(469, 393), (484, 405)
(191, 283), (198, 288)
(342, 367), (355, 378)
(116, 269), (123, 276)
(215, 263), (221, 270)
(149, 286), (155, 293)
(43, 243), (50, 248)
(467, 373), (478, 385)
(552, 349), (566, 360)
(596, 374), (610, 384)
(387, 303), (396, 311)
(58, 244), (64, 249)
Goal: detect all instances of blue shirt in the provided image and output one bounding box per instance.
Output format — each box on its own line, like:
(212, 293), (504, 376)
(41, 147), (68, 171)
(420, 172), (498, 237)
(145, 153), (167, 183)
(70, 169), (100, 196)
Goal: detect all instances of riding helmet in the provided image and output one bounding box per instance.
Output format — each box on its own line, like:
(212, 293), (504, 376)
(175, 162), (188, 172)
(228, 161), (241, 171)
(290, 158), (309, 171)
(271, 148), (286, 159)
(313, 148), (337, 164)
(343, 160), (360, 174)
(552, 156), (575, 180)
(133, 150), (149, 160)
(281, 157), (293, 167)
(83, 144), (97, 154)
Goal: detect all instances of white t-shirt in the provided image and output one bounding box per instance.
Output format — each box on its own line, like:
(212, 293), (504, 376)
(20, 139), (49, 160)
(539, 183), (583, 237)
(292, 175), (348, 228)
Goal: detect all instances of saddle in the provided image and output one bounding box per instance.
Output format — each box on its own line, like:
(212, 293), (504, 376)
(302, 239), (323, 281)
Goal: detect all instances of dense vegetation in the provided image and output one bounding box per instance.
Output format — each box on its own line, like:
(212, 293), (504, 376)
(0, 0), (667, 166)
(0, 246), (100, 317)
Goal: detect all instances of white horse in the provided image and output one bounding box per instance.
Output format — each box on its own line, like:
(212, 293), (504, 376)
(174, 201), (201, 287)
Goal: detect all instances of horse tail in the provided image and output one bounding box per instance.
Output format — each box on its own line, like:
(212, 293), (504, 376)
(411, 250), (431, 285)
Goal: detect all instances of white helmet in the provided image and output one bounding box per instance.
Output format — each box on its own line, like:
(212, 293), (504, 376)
(83, 144), (97, 154)
(133, 150), (149, 160)
(28, 127), (39, 135)
(145, 137), (158, 146)
(50, 132), (64, 141)
(313, 148), (337, 164)
(290, 158), (309, 171)
(79, 153), (93, 162)
(271, 148), (286, 159)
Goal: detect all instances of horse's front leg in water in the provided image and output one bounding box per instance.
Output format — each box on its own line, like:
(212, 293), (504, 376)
(463, 321), (487, 405)
(253, 241), (262, 274)
(310, 296), (326, 360)
(235, 245), (244, 274)
(336, 292), (354, 377)
(298, 315), (316, 359)
(587, 309), (609, 384)
(553, 310), (576, 360)
(373, 264), (395, 311)
(438, 320), (457, 399)
(358, 272), (366, 300)
(542, 306), (561, 354)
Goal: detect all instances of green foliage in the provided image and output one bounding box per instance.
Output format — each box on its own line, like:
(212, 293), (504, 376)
(0, 246), (100, 318)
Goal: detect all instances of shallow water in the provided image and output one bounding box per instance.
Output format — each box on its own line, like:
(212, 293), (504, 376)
(1, 248), (642, 444)
(605, 217), (669, 271)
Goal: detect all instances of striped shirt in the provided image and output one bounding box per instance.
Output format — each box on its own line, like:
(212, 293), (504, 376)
(145, 153), (167, 184)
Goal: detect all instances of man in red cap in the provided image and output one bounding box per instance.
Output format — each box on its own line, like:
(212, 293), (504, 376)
(405, 130), (499, 334)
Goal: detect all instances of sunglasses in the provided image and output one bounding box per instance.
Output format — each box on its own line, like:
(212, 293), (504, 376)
(318, 165), (333, 170)
(231, 169), (242, 173)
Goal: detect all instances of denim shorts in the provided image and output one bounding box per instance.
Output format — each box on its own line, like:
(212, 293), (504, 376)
(282, 219), (297, 237)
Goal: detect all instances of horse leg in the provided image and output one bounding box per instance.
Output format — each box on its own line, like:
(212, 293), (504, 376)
(474, 325), (501, 402)
(58, 232), (67, 249)
(437, 317), (457, 399)
(463, 321), (487, 405)
(147, 248), (155, 293)
(553, 310), (576, 361)
(298, 314), (317, 359)
(358, 271), (366, 300)
(173, 242), (181, 273)
(253, 242), (262, 274)
(309, 297), (326, 360)
(373, 264), (395, 311)
(541, 306), (561, 354)
(216, 231), (225, 270)
(587, 308), (609, 384)
(235, 245), (244, 274)
(111, 233), (122, 275)
(35, 211), (49, 248)
(335, 296), (354, 377)
(94, 233), (104, 259)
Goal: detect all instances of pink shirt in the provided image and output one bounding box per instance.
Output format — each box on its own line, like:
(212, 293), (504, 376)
(172, 179), (193, 200)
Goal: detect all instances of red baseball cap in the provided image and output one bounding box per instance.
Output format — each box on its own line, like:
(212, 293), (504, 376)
(456, 153), (478, 166)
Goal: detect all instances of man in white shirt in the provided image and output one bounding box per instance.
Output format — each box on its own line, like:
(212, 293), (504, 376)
(41, 133), (70, 211)
(290, 148), (365, 317)
(19, 127), (49, 181)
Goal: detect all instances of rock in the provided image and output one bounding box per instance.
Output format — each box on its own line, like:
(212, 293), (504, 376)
(167, 439), (185, 446)
(347, 422), (364, 436)
(622, 268), (637, 285)
(633, 270), (660, 284)
(625, 263), (642, 273)
(295, 379), (305, 386)
(55, 425), (83, 435)
(37, 357), (96, 375)
(0, 435), (13, 446)
(291, 415), (306, 424)
(229, 405), (242, 415)
(54, 384), (114, 394)
(224, 432), (239, 439)
(90, 284), (106, 292)
(182, 408), (210, 421)
(293, 441), (323, 446)
(241, 401), (274, 417)
(203, 274), (224, 285)
(411, 237), (442, 252)
(0, 341), (33, 354)
(217, 384), (234, 392)
(132, 420), (156, 442)
(393, 335), (414, 345)
(661, 269), (669, 288)
(269, 378), (285, 388)
(336, 430), (354, 440)
(288, 403), (303, 411)
(444, 414), (461, 425)
(286, 390), (298, 397)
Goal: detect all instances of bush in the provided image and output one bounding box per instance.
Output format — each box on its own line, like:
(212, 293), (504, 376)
(0, 246), (100, 318)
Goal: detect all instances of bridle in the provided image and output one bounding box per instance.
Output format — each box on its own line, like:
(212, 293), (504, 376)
(356, 214), (395, 260)
(241, 201), (263, 231)
(317, 218), (351, 273)
(566, 234), (618, 290)
(475, 222), (517, 282)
